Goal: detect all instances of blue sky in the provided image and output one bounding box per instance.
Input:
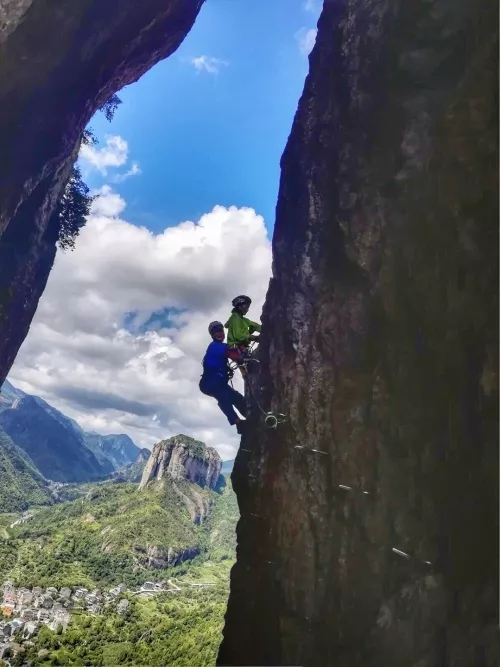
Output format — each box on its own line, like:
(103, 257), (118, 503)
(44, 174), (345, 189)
(82, 0), (321, 233)
(10, 0), (322, 456)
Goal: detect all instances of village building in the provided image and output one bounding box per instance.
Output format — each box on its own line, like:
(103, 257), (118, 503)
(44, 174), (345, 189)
(16, 588), (32, 606)
(117, 599), (129, 615)
(73, 588), (88, 601)
(1, 603), (15, 618)
(20, 608), (35, 621)
(37, 609), (50, 622)
(3, 588), (17, 606)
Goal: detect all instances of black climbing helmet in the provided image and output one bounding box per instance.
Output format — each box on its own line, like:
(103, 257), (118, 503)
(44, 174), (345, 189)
(232, 295), (252, 309)
(208, 321), (224, 335)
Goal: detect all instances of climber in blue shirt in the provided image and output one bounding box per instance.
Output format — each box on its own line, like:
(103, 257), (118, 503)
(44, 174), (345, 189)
(199, 321), (248, 434)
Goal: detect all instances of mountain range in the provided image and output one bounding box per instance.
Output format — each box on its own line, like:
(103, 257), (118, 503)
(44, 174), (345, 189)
(0, 380), (140, 485)
(0, 426), (52, 512)
(3, 435), (237, 590)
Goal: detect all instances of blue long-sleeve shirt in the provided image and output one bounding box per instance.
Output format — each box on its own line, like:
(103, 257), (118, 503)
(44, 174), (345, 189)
(201, 341), (230, 381)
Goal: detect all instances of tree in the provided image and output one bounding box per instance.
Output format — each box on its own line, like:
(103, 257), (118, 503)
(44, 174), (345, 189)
(55, 94), (122, 250)
(99, 94), (122, 122)
(55, 165), (94, 250)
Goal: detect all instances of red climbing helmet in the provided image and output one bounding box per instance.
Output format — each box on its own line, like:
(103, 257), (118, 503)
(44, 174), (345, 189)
(232, 295), (251, 308)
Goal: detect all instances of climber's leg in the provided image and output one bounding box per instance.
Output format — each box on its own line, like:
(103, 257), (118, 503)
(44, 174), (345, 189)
(213, 384), (242, 426)
(227, 385), (247, 419)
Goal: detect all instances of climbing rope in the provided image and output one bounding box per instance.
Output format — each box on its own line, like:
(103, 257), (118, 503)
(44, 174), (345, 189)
(227, 340), (287, 429)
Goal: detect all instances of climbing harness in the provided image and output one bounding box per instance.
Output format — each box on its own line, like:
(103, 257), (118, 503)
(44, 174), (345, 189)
(228, 342), (287, 430)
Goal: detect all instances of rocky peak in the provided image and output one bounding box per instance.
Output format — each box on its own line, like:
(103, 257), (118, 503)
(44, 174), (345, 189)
(139, 434), (221, 491)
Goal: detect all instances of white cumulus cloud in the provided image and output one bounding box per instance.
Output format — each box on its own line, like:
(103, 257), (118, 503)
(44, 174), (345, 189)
(296, 27), (317, 56)
(79, 135), (129, 175)
(190, 55), (228, 75)
(112, 162), (142, 183)
(9, 190), (272, 461)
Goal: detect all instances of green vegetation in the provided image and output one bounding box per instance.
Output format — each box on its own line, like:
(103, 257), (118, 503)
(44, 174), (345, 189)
(0, 426), (52, 512)
(55, 165), (94, 251)
(205, 478), (238, 560)
(3, 482), (198, 588)
(0, 469), (239, 666)
(56, 94), (122, 251)
(24, 565), (230, 666)
(169, 434), (209, 460)
(1, 477), (238, 590)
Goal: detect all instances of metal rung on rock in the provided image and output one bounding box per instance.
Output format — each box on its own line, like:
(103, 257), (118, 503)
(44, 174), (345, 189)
(294, 445), (328, 455)
(265, 412), (287, 429)
(392, 547), (432, 566)
(338, 484), (370, 495)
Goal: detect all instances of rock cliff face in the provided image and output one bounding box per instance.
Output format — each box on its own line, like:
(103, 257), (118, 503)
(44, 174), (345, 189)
(0, 0), (203, 384)
(143, 544), (200, 570)
(84, 432), (140, 470)
(219, 1), (498, 666)
(139, 434), (222, 491)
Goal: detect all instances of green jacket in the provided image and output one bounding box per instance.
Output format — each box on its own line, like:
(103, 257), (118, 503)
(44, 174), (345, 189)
(225, 312), (261, 346)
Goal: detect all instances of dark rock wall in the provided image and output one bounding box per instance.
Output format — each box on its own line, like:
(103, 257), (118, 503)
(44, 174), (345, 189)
(0, 0), (203, 383)
(219, 1), (498, 666)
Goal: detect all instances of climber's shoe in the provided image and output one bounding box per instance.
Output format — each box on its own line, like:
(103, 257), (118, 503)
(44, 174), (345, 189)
(236, 420), (248, 435)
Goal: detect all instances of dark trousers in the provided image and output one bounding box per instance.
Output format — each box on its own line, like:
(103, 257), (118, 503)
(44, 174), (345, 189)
(199, 376), (247, 425)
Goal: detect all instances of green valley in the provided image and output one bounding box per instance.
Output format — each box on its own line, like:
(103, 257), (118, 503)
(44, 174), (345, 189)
(0, 428), (52, 513)
(1, 477), (237, 590)
(23, 564), (232, 667)
(0, 429), (238, 666)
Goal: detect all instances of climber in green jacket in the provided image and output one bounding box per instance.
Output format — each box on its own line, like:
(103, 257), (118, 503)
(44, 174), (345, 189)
(225, 295), (261, 376)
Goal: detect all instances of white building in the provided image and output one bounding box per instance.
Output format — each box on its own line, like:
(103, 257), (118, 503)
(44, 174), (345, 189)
(10, 619), (24, 632)
(50, 609), (71, 631)
(140, 582), (157, 592)
(37, 609), (50, 622)
(2, 588), (16, 605)
(59, 588), (71, 599)
(16, 589), (32, 605)
(40, 594), (54, 609)
(117, 599), (129, 615)
(73, 588), (88, 601)
(86, 603), (101, 615)
(23, 621), (39, 638)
